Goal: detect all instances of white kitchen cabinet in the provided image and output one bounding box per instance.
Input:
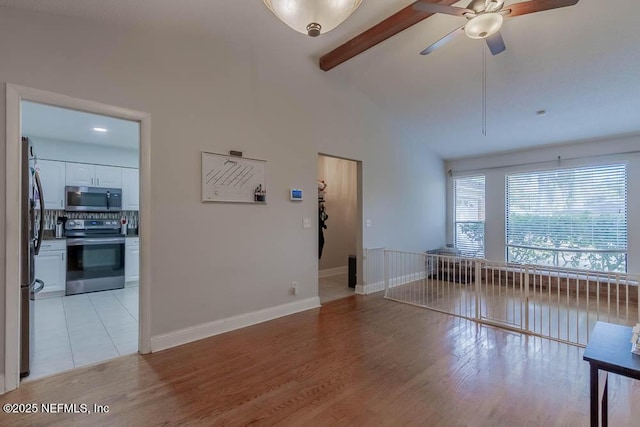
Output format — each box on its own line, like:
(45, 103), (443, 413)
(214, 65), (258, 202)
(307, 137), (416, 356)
(35, 240), (67, 298)
(36, 160), (66, 210)
(125, 237), (139, 283)
(95, 165), (122, 188)
(66, 163), (122, 188)
(121, 168), (139, 211)
(66, 163), (95, 187)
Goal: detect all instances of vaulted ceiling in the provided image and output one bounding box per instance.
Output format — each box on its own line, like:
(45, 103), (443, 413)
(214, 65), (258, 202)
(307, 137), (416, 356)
(2, 0), (638, 159)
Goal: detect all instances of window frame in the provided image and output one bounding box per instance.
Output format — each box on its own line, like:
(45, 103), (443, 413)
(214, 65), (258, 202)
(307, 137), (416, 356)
(453, 174), (486, 258)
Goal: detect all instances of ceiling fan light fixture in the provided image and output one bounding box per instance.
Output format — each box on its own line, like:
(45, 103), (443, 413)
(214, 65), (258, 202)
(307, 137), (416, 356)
(263, 0), (363, 37)
(464, 12), (503, 39)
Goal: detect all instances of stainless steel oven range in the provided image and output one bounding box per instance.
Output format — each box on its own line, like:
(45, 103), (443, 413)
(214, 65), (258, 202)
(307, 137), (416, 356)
(65, 219), (125, 295)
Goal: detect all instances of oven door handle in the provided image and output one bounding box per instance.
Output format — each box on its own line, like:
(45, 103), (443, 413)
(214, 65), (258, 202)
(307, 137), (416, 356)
(66, 237), (125, 246)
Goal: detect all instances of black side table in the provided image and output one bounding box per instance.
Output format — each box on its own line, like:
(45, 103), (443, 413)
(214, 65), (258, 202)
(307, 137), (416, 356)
(583, 322), (640, 427)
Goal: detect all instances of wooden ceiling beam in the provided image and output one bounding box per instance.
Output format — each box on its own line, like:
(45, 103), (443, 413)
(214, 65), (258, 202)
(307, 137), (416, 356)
(319, 0), (460, 72)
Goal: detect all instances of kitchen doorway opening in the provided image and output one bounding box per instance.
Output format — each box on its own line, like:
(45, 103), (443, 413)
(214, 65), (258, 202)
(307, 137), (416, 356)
(4, 85), (151, 393)
(317, 154), (363, 304)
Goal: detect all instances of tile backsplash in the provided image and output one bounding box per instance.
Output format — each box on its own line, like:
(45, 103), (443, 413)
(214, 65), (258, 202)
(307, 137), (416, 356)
(39, 210), (139, 230)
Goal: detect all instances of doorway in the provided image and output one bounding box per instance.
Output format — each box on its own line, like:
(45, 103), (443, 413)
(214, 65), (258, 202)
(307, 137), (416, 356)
(22, 102), (140, 380)
(4, 84), (151, 392)
(318, 154), (362, 303)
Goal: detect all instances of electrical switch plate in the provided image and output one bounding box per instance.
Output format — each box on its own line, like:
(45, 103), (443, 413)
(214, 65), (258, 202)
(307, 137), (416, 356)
(366, 219), (372, 227)
(303, 218), (311, 228)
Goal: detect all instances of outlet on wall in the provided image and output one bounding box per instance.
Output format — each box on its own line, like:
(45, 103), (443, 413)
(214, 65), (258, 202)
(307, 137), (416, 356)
(290, 281), (298, 295)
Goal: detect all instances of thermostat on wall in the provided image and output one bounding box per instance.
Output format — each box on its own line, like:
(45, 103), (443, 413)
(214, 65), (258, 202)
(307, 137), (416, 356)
(290, 189), (303, 201)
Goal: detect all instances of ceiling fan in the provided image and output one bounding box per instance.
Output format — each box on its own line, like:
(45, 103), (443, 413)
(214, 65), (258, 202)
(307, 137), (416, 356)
(415, 0), (580, 56)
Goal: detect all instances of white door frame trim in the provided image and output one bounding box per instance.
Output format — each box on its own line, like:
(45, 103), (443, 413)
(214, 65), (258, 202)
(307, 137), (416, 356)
(4, 84), (152, 393)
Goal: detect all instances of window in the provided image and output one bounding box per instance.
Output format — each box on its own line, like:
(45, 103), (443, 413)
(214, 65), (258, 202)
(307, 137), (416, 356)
(506, 164), (627, 273)
(454, 175), (485, 257)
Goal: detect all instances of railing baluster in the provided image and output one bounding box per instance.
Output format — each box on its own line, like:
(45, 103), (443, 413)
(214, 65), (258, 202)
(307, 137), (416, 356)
(616, 273), (620, 321)
(384, 250), (389, 297)
(566, 273), (570, 342)
(556, 269), (560, 340)
(524, 266), (529, 332)
(577, 274), (581, 344)
(625, 277), (629, 322)
(607, 274), (611, 323)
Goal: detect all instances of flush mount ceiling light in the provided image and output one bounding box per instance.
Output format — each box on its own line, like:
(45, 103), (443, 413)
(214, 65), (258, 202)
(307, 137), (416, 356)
(464, 12), (503, 39)
(92, 127), (108, 132)
(263, 0), (363, 37)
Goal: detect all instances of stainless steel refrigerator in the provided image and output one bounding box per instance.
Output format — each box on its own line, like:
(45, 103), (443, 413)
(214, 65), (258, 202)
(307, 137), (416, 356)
(20, 136), (44, 377)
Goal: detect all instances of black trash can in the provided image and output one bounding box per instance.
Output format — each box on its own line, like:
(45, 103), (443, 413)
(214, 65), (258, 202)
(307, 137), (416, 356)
(348, 255), (356, 288)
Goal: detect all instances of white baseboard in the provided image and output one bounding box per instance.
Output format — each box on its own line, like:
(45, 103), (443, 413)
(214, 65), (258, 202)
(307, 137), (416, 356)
(358, 281), (384, 295)
(319, 266), (348, 278)
(357, 271), (428, 295)
(150, 296), (321, 352)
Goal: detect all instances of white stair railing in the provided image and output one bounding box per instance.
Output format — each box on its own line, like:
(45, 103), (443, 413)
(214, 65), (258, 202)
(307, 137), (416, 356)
(381, 250), (640, 347)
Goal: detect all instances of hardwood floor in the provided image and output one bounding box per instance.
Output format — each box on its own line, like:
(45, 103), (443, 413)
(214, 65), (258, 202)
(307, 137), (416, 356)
(2, 295), (639, 426)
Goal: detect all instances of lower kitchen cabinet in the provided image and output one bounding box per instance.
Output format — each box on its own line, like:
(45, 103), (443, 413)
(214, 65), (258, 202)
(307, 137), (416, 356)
(34, 240), (67, 298)
(125, 237), (139, 283)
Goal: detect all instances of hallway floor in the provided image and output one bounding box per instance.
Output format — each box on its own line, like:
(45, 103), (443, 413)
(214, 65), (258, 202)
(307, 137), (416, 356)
(319, 272), (354, 304)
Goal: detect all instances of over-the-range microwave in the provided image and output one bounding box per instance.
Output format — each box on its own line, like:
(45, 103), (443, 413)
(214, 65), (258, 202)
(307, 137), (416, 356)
(65, 186), (122, 212)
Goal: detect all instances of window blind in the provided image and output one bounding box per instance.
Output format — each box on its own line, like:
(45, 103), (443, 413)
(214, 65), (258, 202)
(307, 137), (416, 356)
(506, 164), (627, 272)
(454, 175), (485, 257)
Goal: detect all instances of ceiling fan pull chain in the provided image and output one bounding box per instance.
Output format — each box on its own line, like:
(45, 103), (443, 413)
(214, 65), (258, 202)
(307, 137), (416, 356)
(482, 44), (487, 137)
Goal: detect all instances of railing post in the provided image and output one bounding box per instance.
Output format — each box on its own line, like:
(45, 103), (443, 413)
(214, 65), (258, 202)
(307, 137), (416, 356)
(637, 279), (640, 324)
(384, 250), (390, 297)
(524, 265), (530, 332)
(474, 259), (481, 320)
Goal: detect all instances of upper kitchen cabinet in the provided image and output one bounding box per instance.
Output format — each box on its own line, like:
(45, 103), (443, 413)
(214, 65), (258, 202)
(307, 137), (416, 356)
(121, 168), (139, 211)
(66, 163), (122, 188)
(95, 165), (122, 188)
(66, 163), (95, 187)
(36, 160), (66, 209)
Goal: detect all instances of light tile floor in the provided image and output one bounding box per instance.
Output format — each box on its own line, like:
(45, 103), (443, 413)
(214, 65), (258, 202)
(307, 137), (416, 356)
(319, 272), (355, 304)
(28, 286), (139, 381)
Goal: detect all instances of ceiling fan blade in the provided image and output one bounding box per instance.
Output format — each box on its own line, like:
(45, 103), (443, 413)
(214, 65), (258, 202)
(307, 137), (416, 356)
(413, 1), (473, 17)
(420, 25), (465, 55)
(485, 31), (506, 55)
(504, 0), (580, 18)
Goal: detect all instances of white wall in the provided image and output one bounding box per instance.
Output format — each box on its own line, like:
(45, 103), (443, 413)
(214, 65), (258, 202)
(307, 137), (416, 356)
(0, 6), (446, 379)
(318, 156), (357, 271)
(445, 134), (640, 274)
(29, 136), (139, 168)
